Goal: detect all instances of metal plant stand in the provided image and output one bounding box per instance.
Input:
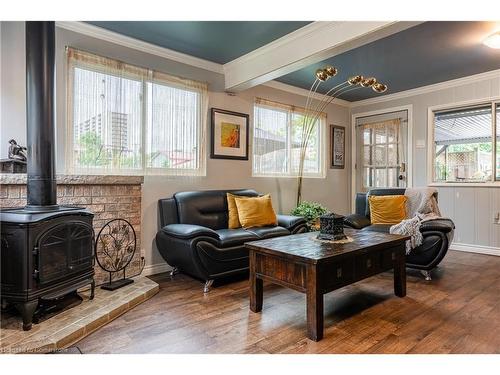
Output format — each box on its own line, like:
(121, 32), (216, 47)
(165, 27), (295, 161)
(95, 219), (137, 291)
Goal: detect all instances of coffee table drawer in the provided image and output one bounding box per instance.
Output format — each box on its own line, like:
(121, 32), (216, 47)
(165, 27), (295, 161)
(321, 259), (355, 291)
(355, 251), (382, 278)
(381, 246), (399, 269)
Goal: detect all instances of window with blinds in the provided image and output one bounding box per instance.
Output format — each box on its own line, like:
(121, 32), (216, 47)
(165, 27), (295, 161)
(433, 105), (495, 182)
(253, 98), (325, 178)
(66, 47), (208, 176)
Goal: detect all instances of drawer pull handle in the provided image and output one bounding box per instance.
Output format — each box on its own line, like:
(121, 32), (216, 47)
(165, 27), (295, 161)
(366, 259), (372, 268)
(337, 268), (342, 278)
(391, 252), (396, 260)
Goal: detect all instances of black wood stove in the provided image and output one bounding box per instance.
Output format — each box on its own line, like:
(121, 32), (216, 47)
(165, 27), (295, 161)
(0, 22), (95, 331)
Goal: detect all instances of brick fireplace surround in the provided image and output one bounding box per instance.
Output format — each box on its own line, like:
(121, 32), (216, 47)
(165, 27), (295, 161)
(0, 174), (144, 285)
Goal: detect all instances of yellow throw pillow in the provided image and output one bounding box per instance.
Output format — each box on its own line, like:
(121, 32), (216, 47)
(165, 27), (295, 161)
(226, 193), (242, 229)
(368, 195), (407, 225)
(233, 194), (278, 228)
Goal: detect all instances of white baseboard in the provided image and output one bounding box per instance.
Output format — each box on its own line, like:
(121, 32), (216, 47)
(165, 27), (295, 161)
(142, 262), (172, 277)
(450, 243), (500, 257)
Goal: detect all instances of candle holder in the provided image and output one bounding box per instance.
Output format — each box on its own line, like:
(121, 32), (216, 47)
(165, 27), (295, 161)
(316, 212), (347, 241)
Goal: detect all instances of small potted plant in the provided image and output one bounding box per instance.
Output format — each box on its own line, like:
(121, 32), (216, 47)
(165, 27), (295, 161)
(291, 201), (328, 231)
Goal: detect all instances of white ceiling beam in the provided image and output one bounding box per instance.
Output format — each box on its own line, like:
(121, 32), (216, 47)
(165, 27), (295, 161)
(223, 21), (423, 92)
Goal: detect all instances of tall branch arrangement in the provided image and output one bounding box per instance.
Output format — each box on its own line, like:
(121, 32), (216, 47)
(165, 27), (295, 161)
(296, 66), (388, 205)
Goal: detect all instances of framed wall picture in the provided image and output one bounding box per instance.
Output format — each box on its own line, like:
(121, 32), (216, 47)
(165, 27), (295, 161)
(330, 125), (345, 169)
(211, 108), (249, 160)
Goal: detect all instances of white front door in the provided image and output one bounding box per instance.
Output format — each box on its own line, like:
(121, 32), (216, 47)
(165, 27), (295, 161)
(354, 109), (410, 193)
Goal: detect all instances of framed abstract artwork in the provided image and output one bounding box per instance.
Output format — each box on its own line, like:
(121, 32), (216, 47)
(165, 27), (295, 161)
(330, 125), (345, 169)
(210, 108), (249, 160)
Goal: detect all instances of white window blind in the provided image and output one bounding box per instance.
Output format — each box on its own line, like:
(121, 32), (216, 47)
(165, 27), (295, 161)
(66, 47), (208, 176)
(253, 98), (326, 178)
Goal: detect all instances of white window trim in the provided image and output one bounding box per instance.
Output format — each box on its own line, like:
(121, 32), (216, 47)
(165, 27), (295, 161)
(251, 102), (327, 179)
(427, 96), (500, 186)
(351, 105), (413, 210)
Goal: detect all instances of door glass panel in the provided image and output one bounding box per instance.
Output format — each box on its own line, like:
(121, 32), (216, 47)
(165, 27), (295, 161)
(374, 146), (386, 165)
(363, 128), (372, 144)
(363, 146), (371, 165)
(374, 168), (387, 187)
(388, 168), (399, 187)
(375, 127), (386, 144)
(387, 123), (397, 143)
(388, 144), (398, 165)
(363, 167), (371, 188)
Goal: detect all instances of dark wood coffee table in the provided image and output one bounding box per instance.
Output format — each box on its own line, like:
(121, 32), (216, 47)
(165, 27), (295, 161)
(245, 229), (410, 341)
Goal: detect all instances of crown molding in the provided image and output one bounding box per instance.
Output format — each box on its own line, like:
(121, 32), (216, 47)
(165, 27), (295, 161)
(55, 21), (224, 74)
(350, 68), (500, 108)
(262, 80), (352, 108)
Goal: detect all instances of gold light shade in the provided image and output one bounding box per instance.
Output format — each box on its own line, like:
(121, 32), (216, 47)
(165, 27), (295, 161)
(361, 77), (377, 87)
(324, 66), (338, 77)
(316, 68), (328, 82)
(348, 75), (363, 85)
(372, 82), (388, 93)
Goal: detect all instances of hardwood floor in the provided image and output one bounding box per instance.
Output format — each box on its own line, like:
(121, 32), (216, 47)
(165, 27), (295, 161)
(76, 250), (500, 354)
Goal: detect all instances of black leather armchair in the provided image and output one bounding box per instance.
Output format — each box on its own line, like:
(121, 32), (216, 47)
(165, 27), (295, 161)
(155, 189), (308, 292)
(344, 188), (455, 280)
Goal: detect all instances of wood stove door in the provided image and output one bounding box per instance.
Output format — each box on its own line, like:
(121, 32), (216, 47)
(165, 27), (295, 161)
(35, 221), (94, 285)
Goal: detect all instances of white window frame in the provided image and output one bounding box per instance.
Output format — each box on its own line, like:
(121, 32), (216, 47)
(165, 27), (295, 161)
(252, 101), (326, 179)
(351, 105), (413, 209)
(66, 51), (207, 177)
(427, 97), (500, 186)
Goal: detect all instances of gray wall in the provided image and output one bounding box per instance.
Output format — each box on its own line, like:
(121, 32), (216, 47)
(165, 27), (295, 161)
(1, 22), (26, 158)
(0, 22), (351, 272)
(351, 74), (500, 252)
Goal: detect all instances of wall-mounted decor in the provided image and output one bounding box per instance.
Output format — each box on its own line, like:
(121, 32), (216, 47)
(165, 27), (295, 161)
(330, 125), (345, 169)
(211, 108), (249, 160)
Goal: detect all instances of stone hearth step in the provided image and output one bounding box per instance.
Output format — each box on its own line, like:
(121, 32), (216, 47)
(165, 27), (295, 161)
(0, 276), (159, 354)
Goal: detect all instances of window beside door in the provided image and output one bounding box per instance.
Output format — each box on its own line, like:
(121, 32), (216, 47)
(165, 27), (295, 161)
(431, 103), (498, 183)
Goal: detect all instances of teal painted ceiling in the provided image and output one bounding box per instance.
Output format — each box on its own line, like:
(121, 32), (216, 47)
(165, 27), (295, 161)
(86, 21), (500, 101)
(277, 22), (500, 101)
(87, 21), (311, 64)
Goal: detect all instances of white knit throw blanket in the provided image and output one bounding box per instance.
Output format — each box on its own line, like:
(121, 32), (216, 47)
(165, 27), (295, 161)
(389, 188), (444, 254)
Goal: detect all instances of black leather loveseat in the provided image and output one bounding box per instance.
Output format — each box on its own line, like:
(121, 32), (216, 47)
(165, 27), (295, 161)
(344, 188), (455, 280)
(155, 189), (308, 292)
